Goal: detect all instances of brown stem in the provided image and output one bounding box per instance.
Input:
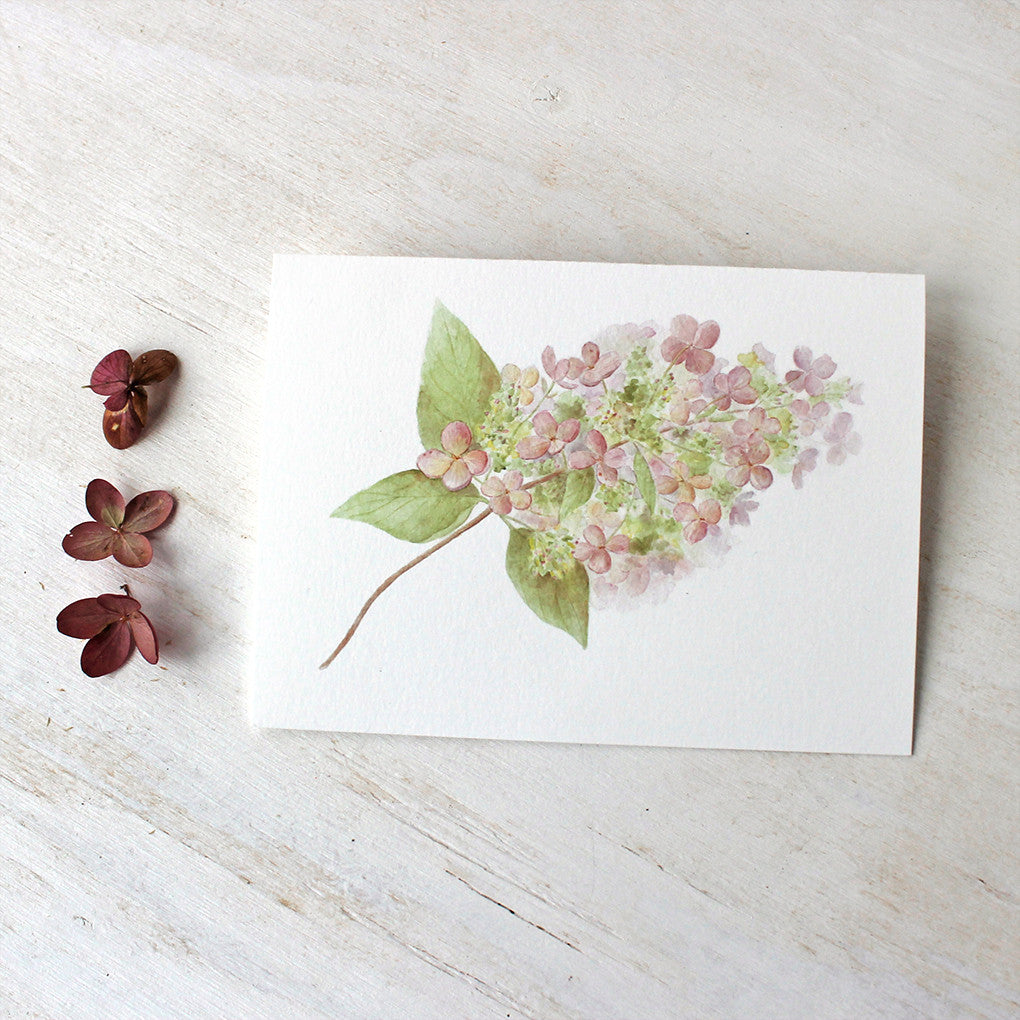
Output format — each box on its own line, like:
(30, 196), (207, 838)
(320, 506), (494, 668)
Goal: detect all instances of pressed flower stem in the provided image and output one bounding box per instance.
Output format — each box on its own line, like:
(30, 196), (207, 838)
(320, 506), (494, 668)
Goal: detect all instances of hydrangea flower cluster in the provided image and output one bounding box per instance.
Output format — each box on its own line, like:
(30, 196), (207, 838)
(325, 303), (862, 663)
(467, 314), (861, 606)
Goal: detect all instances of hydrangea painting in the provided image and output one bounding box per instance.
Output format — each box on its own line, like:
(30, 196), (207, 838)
(320, 302), (862, 668)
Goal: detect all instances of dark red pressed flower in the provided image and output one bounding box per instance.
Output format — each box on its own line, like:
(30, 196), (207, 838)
(89, 349), (178, 449)
(56, 593), (159, 677)
(62, 479), (174, 568)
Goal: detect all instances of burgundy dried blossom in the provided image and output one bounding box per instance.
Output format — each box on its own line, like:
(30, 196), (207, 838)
(90, 349), (178, 449)
(62, 479), (174, 568)
(56, 593), (159, 677)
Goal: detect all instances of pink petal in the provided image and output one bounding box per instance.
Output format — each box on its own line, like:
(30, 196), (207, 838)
(85, 479), (125, 527)
(734, 387), (757, 406)
(660, 336), (686, 364)
(505, 470), (524, 490)
(581, 342), (600, 368)
(557, 418), (581, 443)
(441, 421), (472, 456)
(62, 522), (116, 561)
(750, 466), (773, 490)
(701, 499), (722, 525)
(81, 621), (133, 677)
(111, 531), (153, 568)
(509, 490), (532, 510)
(128, 612), (159, 664)
(56, 597), (120, 639)
(793, 346), (813, 371)
(532, 410), (556, 440)
(813, 354), (836, 380)
(89, 350), (132, 395)
(827, 446), (847, 466)
(97, 593), (140, 614)
(541, 346), (559, 378)
(606, 534), (629, 553)
(461, 449), (490, 476)
(686, 348), (715, 376)
(586, 429), (607, 456)
(442, 460), (472, 490)
(573, 542), (594, 562)
(122, 490), (174, 533)
(684, 520), (708, 544)
(727, 465), (751, 487)
(567, 451), (596, 470)
(669, 314), (698, 345)
(804, 374), (826, 397)
(693, 320), (720, 350)
(812, 401), (830, 420)
(588, 548), (611, 574)
(604, 447), (629, 469)
(597, 464), (619, 486)
(582, 525), (606, 546)
(417, 449), (453, 478)
(489, 493), (512, 515)
(480, 476), (506, 498)
(517, 436), (550, 460)
(673, 502), (698, 523)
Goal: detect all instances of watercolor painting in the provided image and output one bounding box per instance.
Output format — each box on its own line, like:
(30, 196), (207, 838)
(320, 302), (862, 668)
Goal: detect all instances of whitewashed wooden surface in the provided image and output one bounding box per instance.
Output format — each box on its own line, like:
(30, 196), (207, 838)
(1, 2), (1017, 1017)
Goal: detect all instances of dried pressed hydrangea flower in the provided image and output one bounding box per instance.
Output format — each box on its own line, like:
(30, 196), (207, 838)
(56, 592), (159, 677)
(62, 479), (173, 568)
(89, 349), (178, 449)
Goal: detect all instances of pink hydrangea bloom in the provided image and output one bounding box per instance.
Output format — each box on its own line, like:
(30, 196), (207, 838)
(729, 492), (759, 526)
(480, 470), (532, 515)
(673, 499), (722, 544)
(649, 454), (712, 502)
(792, 447), (819, 489)
(568, 430), (629, 486)
(517, 411), (581, 460)
(541, 345), (583, 386)
(785, 347), (836, 397)
(660, 315), (720, 375)
(417, 421), (490, 491)
(724, 442), (773, 490)
(730, 406), (781, 446)
(574, 342), (622, 387)
(823, 411), (862, 464)
(711, 366), (757, 410)
(573, 525), (629, 574)
(789, 398), (830, 436)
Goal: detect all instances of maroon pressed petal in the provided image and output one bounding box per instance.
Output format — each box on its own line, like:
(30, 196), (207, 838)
(85, 478), (126, 527)
(90, 350), (132, 396)
(62, 522), (117, 561)
(81, 621), (133, 677)
(130, 350), (178, 386)
(121, 490), (173, 533)
(103, 401), (144, 449)
(128, 612), (159, 664)
(97, 592), (141, 614)
(111, 531), (153, 568)
(57, 597), (121, 639)
(131, 388), (148, 427)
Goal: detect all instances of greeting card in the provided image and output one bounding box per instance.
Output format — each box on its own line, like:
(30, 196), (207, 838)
(253, 256), (923, 753)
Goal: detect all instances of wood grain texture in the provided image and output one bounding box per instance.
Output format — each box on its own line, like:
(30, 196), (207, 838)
(1, 1), (1017, 1017)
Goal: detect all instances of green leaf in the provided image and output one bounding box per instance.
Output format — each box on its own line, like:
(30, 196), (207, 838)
(417, 301), (501, 448)
(332, 470), (478, 543)
(505, 529), (589, 648)
(633, 449), (657, 511)
(560, 467), (595, 518)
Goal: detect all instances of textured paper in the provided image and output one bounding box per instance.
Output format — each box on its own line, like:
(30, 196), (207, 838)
(252, 256), (923, 753)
